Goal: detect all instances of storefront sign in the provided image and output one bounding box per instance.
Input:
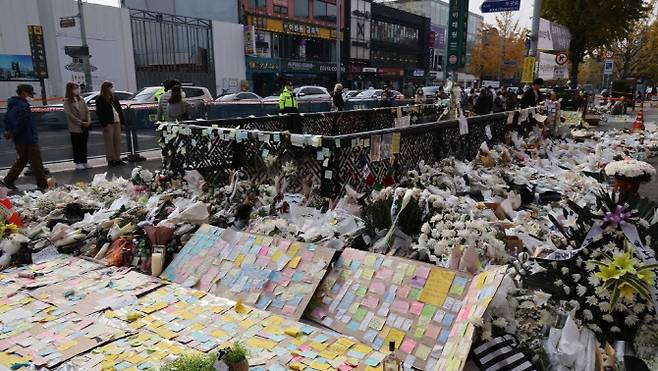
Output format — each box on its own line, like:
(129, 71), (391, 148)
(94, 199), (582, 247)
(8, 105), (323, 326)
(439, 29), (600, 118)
(246, 56), (280, 72)
(284, 60), (344, 74)
(248, 16), (336, 40)
(378, 67), (404, 76)
(430, 26), (446, 50)
(244, 25), (256, 56)
(447, 0), (469, 69)
(412, 69), (426, 77)
(362, 67), (378, 73)
(284, 22), (320, 36)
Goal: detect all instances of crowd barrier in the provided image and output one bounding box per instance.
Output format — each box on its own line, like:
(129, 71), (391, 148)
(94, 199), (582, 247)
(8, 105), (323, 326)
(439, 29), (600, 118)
(159, 108), (519, 196)
(0, 98), (419, 168)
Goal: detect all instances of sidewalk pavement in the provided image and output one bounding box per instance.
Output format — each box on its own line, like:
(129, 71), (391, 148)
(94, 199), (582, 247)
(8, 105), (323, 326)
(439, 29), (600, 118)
(0, 150), (163, 192)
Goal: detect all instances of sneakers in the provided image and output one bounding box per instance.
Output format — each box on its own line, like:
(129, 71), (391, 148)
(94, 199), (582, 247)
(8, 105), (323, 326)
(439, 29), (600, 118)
(75, 164), (85, 170)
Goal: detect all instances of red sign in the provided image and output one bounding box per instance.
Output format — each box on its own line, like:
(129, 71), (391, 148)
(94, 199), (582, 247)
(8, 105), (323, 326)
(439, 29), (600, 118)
(378, 67), (404, 76)
(555, 52), (568, 66)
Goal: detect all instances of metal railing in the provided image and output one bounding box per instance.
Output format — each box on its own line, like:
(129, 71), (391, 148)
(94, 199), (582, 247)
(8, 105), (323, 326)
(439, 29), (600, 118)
(159, 109), (522, 195)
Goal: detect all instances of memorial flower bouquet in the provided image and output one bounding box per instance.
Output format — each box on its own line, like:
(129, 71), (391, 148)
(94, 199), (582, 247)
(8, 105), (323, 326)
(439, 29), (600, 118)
(413, 209), (507, 269)
(532, 191), (658, 341)
(604, 159), (656, 182)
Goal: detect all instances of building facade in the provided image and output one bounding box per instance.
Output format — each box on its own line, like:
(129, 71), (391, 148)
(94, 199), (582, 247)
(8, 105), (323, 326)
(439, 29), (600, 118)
(240, 0), (343, 97)
(343, 0), (430, 93)
(383, 0), (483, 84)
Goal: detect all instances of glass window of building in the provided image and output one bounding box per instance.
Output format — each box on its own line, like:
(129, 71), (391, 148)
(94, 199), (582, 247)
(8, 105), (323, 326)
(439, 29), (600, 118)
(274, 5), (288, 14)
(250, 0), (266, 9)
(295, 0), (309, 17)
(313, 0), (337, 22)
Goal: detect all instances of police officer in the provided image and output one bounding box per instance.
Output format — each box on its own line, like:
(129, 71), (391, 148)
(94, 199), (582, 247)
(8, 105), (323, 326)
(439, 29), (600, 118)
(279, 81), (298, 114)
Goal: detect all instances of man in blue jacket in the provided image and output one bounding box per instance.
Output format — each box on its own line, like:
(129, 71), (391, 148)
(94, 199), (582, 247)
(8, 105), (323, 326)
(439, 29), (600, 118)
(2, 84), (48, 191)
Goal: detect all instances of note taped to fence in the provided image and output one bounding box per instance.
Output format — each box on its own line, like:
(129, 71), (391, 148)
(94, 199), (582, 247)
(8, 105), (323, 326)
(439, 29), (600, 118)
(391, 133), (401, 154)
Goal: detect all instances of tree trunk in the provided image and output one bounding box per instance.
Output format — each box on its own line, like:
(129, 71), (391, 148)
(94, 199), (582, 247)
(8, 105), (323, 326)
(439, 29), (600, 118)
(570, 50), (585, 89)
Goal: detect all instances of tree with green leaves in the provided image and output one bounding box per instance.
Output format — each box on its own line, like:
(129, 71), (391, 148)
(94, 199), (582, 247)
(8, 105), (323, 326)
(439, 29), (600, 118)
(542, 0), (649, 87)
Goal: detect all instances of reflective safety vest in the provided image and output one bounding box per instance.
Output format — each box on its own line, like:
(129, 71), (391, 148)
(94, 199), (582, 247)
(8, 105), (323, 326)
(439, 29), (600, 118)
(279, 87), (297, 110)
(154, 87), (166, 102)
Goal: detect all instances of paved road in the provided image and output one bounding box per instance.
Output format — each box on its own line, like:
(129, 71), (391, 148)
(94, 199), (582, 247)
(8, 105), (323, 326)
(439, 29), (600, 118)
(0, 128), (159, 169)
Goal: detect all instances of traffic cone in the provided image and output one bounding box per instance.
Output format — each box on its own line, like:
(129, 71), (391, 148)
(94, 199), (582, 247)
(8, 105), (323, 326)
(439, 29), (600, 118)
(631, 106), (645, 132)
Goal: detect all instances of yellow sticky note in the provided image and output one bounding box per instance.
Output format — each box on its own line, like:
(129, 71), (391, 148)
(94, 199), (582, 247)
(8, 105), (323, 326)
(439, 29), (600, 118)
(419, 268), (455, 306)
(353, 343), (372, 354)
(287, 256), (301, 269)
(210, 329), (226, 338)
(475, 272), (488, 289)
(361, 268), (375, 280)
(285, 327), (300, 337)
(271, 250), (284, 262)
(288, 243), (301, 257)
(234, 254), (245, 267)
(336, 338), (355, 348)
(310, 342), (328, 351)
(319, 350), (339, 360)
(289, 362), (304, 370)
(57, 340), (77, 351)
(385, 329), (405, 350)
(310, 361), (331, 370)
(363, 255), (377, 267)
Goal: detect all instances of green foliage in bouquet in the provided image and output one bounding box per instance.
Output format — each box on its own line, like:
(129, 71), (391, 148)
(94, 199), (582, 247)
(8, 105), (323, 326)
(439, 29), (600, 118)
(363, 192), (424, 237)
(159, 352), (216, 371)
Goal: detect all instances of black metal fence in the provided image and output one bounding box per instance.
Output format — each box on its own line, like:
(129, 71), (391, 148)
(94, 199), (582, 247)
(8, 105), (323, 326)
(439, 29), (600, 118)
(159, 109), (519, 195)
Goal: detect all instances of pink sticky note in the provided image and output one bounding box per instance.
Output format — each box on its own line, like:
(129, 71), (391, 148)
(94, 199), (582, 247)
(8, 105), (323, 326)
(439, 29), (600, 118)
(362, 294), (379, 309)
(400, 338), (416, 354)
(282, 305), (296, 315)
(458, 306), (470, 321)
(369, 280), (387, 295)
(263, 281), (276, 293)
(375, 268), (393, 281)
(310, 307), (327, 319)
(259, 247), (269, 256)
(391, 299), (410, 314)
(425, 324), (440, 340)
(415, 266), (431, 279)
(409, 301), (424, 315)
(255, 256), (270, 267)
(299, 344), (312, 352)
(301, 251), (314, 261)
(396, 286), (410, 298)
(338, 364), (353, 371)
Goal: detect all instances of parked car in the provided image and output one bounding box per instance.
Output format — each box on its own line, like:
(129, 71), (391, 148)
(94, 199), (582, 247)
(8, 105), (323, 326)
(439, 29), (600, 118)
(215, 92), (262, 102)
(83, 91), (134, 105)
(342, 89), (361, 100)
(294, 86), (331, 101)
(421, 86), (443, 103)
(348, 89), (404, 102)
(129, 85), (213, 104)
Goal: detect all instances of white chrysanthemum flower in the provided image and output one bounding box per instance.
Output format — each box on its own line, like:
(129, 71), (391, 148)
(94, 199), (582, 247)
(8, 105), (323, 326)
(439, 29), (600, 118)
(561, 267), (569, 275)
(602, 314), (614, 323)
(625, 314), (639, 326)
(572, 274), (582, 282)
(492, 317), (508, 328)
(583, 309), (594, 321)
(588, 324), (602, 333)
(600, 302), (610, 312)
(585, 262), (597, 272)
(576, 285), (587, 297)
(554, 279), (563, 287)
(563, 286), (571, 295)
(633, 303), (645, 313)
(587, 274), (601, 286)
(610, 326), (621, 333)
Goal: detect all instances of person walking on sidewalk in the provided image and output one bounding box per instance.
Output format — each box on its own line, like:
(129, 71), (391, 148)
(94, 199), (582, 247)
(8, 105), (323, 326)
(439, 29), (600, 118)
(63, 82), (92, 170)
(157, 84), (192, 121)
(331, 83), (345, 111)
(1, 84), (48, 191)
(96, 81), (126, 166)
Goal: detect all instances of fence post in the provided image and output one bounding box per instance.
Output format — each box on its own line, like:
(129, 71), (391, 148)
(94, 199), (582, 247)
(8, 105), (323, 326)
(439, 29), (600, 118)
(123, 105), (145, 162)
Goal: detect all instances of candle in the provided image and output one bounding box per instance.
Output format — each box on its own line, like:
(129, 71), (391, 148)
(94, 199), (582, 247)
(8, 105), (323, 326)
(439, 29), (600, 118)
(151, 253), (164, 277)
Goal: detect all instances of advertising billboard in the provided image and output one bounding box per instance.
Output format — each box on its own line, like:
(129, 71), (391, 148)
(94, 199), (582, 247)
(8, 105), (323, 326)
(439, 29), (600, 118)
(0, 54), (38, 81)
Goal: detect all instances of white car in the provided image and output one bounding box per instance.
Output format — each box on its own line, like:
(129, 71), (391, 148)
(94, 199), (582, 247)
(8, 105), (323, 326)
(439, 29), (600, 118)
(83, 91), (134, 105)
(129, 85), (213, 104)
(215, 92), (262, 102)
(294, 86), (331, 101)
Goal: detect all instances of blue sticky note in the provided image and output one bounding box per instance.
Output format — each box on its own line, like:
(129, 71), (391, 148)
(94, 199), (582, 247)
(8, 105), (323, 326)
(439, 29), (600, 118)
(288, 297), (302, 306)
(302, 325), (315, 335)
(314, 334), (329, 343)
(255, 295), (272, 310)
(373, 337), (385, 351)
(442, 313), (455, 327)
(363, 329), (377, 343)
(438, 329), (450, 343)
(373, 256), (384, 269)
(335, 256), (346, 268)
(271, 298), (285, 309)
(366, 357), (381, 366)
(331, 283), (342, 295)
(350, 260), (361, 271)
(292, 271), (305, 282)
(338, 293), (355, 311)
(346, 320), (360, 332)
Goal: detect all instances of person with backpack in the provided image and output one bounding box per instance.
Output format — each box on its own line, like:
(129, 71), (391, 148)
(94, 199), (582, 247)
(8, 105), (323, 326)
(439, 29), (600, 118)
(2, 84), (48, 191)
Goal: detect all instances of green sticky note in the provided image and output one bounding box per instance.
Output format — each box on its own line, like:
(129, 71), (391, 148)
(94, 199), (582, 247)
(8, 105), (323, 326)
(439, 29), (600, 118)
(421, 304), (437, 319)
(413, 327), (425, 338)
(408, 288), (421, 301)
(356, 286), (367, 297)
(353, 308), (367, 321)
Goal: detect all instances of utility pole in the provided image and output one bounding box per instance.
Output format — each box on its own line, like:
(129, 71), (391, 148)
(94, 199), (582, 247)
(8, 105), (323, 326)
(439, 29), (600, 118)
(78, 0), (93, 92)
(336, 0), (341, 84)
(529, 0), (541, 57)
